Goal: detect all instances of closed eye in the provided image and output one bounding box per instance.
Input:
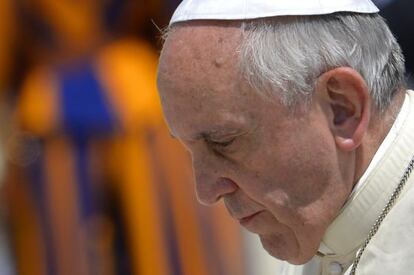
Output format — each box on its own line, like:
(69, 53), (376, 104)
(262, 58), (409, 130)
(208, 137), (236, 149)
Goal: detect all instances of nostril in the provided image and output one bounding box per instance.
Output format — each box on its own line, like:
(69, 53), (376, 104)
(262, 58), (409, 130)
(215, 177), (238, 196)
(216, 177), (237, 186)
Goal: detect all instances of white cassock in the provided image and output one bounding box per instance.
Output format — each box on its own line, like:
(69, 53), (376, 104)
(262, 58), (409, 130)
(278, 90), (414, 275)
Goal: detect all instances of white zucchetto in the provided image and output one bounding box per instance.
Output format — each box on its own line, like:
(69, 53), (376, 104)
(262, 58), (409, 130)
(170, 0), (379, 25)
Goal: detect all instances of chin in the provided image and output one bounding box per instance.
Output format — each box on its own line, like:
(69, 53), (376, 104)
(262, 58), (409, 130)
(260, 235), (314, 265)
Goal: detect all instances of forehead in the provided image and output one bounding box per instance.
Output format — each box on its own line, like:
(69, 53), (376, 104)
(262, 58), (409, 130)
(159, 21), (242, 73)
(157, 22), (258, 136)
(158, 21), (244, 98)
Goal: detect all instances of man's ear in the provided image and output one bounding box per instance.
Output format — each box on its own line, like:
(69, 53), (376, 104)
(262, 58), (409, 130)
(315, 67), (371, 152)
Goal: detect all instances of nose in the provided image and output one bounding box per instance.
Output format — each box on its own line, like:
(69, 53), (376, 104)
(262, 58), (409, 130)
(192, 157), (238, 205)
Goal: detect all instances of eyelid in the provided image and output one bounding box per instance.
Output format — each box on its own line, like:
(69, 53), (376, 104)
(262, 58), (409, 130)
(208, 129), (246, 140)
(206, 136), (238, 152)
(210, 137), (236, 147)
(207, 130), (238, 140)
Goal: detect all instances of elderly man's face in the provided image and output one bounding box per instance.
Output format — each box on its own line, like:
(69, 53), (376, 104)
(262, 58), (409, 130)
(157, 23), (353, 264)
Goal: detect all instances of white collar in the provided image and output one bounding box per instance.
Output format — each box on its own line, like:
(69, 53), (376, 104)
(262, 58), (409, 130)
(350, 92), (410, 197)
(320, 90), (414, 256)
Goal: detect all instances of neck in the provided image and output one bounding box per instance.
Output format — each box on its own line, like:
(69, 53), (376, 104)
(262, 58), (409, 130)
(353, 90), (406, 185)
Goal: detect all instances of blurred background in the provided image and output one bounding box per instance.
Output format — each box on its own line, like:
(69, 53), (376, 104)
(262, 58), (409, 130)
(0, 0), (412, 275)
(0, 0), (279, 274)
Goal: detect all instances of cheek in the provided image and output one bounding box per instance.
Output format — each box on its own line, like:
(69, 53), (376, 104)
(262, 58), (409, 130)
(237, 124), (346, 227)
(246, 136), (337, 209)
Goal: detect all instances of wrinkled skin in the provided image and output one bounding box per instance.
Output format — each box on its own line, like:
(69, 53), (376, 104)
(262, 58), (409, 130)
(157, 22), (359, 264)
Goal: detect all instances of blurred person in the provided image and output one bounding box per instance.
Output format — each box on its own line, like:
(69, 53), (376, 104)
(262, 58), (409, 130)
(5, 2), (109, 274)
(5, 0), (247, 275)
(157, 0), (414, 274)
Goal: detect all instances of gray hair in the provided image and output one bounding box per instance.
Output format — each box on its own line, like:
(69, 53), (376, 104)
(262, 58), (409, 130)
(239, 13), (406, 111)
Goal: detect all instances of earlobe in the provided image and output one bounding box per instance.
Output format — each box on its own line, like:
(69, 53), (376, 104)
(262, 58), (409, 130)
(335, 136), (359, 151)
(316, 67), (371, 152)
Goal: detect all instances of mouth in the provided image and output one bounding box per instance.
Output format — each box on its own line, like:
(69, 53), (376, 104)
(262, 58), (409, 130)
(238, 211), (263, 226)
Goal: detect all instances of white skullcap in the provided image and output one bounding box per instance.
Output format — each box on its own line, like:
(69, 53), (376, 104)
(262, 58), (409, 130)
(170, 0), (379, 25)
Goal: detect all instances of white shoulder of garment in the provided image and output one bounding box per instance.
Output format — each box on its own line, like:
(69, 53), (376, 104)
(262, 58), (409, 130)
(277, 90), (414, 275)
(344, 183), (414, 274)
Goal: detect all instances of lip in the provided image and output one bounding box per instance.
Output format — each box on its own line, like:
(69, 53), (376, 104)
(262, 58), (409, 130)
(238, 211), (263, 225)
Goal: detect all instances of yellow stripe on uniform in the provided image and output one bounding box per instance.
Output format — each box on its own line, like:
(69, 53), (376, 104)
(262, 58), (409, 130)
(95, 39), (163, 131)
(43, 137), (90, 275)
(108, 134), (172, 275)
(16, 67), (60, 137)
